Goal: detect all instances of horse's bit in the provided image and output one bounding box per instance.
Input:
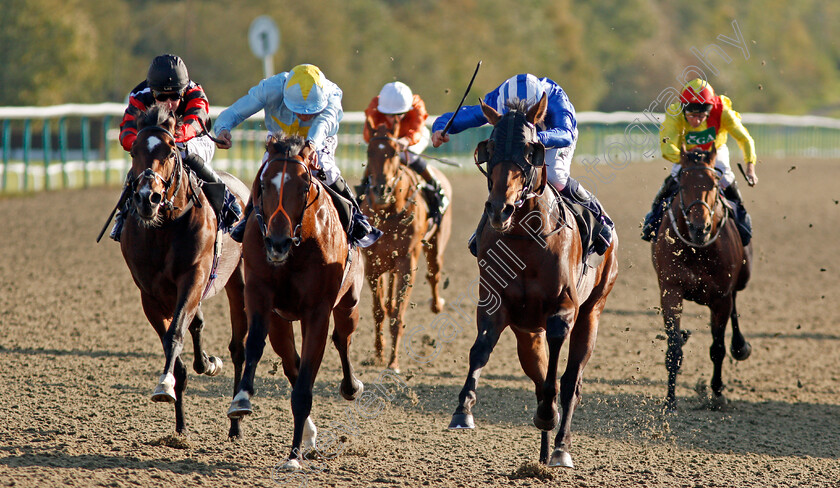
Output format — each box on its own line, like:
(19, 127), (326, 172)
(669, 165), (730, 247)
(131, 125), (189, 214)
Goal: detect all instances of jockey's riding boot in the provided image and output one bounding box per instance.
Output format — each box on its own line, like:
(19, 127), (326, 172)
(229, 199), (253, 243)
(409, 154), (449, 223)
(467, 212), (488, 258)
(328, 176), (382, 247)
(560, 178), (615, 255)
(109, 211), (124, 242)
(419, 168), (449, 224)
(354, 176), (370, 205)
(723, 181), (752, 246)
(641, 174), (679, 242)
(183, 153), (242, 229)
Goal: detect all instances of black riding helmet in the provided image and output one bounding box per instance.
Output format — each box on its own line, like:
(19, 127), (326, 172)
(147, 54), (189, 94)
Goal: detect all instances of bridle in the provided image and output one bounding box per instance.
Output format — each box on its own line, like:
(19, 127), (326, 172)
(475, 111), (546, 207)
(131, 125), (194, 216)
(669, 164), (729, 247)
(253, 155), (320, 246)
(366, 134), (410, 204)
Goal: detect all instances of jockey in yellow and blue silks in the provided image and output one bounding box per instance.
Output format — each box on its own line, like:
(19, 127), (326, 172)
(641, 78), (758, 245)
(431, 73), (613, 256)
(214, 64), (380, 247)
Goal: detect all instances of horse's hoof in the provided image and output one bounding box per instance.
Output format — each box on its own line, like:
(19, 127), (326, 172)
(731, 341), (752, 361)
(709, 393), (729, 411)
(681, 329), (691, 345)
(151, 373), (176, 403)
(228, 391), (252, 419)
(205, 356), (223, 376)
(448, 413), (475, 429)
(430, 297), (445, 314)
(663, 396), (677, 414)
(340, 377), (364, 401)
(280, 458), (304, 471)
(547, 448), (574, 468)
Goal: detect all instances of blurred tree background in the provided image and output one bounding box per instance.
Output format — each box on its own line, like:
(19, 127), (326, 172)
(2, 0), (839, 115)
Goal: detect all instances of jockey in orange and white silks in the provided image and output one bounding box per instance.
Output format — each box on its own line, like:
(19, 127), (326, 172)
(362, 81), (448, 221)
(642, 78), (757, 245)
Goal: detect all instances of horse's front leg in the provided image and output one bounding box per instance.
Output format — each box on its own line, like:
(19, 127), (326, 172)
(153, 271), (204, 404)
(661, 289), (685, 412)
(511, 329), (548, 462)
(227, 288), (273, 419)
(449, 308), (507, 429)
(388, 256), (420, 373)
(283, 306), (332, 470)
(708, 295), (733, 409)
(367, 273), (388, 366)
(224, 265), (248, 440)
(187, 308), (223, 377)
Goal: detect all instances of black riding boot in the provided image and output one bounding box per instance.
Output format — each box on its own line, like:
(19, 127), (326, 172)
(327, 176), (382, 247)
(183, 153), (242, 228)
(641, 174), (678, 242)
(723, 181), (752, 246)
(229, 200), (253, 243)
(408, 154), (449, 223)
(467, 212), (488, 258)
(560, 178), (614, 255)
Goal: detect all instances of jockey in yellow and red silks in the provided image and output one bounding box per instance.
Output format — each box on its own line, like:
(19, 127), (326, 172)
(642, 78), (758, 245)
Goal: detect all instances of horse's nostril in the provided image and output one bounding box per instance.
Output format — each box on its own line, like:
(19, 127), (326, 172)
(150, 193), (162, 205)
(502, 204), (515, 220)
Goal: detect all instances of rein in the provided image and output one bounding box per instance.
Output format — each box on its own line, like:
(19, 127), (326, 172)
(668, 165), (730, 248)
(254, 155), (320, 246)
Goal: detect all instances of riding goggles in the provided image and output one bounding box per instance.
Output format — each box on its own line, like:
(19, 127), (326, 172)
(153, 91), (182, 102)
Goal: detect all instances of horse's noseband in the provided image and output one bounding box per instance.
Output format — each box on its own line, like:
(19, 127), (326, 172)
(132, 126), (184, 212)
(255, 156), (319, 246)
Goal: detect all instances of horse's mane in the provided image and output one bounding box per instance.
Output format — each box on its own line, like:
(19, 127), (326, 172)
(266, 131), (305, 158)
(137, 105), (176, 131)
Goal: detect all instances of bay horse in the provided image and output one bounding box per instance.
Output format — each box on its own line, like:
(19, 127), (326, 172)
(652, 147), (752, 412)
(448, 95), (618, 468)
(226, 132), (365, 470)
(119, 106), (249, 437)
(360, 117), (453, 372)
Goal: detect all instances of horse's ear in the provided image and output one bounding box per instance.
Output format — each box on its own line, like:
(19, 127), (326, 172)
(475, 139), (494, 164)
(526, 93), (548, 126)
(364, 114), (375, 135)
(479, 98), (501, 125)
(390, 118), (400, 138)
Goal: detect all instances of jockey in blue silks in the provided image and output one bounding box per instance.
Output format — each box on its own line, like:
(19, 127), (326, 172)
(431, 73), (614, 256)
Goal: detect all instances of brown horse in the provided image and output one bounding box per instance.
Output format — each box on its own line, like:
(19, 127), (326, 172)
(652, 147), (752, 412)
(360, 118), (452, 372)
(226, 132), (365, 470)
(119, 106), (249, 437)
(448, 96), (619, 468)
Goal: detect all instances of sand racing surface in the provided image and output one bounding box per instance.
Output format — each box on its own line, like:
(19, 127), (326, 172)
(1, 157), (838, 487)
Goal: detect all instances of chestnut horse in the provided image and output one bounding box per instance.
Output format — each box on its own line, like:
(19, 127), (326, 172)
(448, 96), (618, 468)
(119, 106), (249, 437)
(226, 133), (365, 470)
(652, 147), (752, 412)
(360, 118), (452, 372)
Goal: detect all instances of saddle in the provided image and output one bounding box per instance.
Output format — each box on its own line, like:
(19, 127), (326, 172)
(549, 185), (607, 268)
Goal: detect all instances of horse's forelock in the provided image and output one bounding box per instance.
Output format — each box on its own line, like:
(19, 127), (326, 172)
(504, 99), (532, 115)
(266, 132), (305, 159)
(137, 105), (175, 131)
